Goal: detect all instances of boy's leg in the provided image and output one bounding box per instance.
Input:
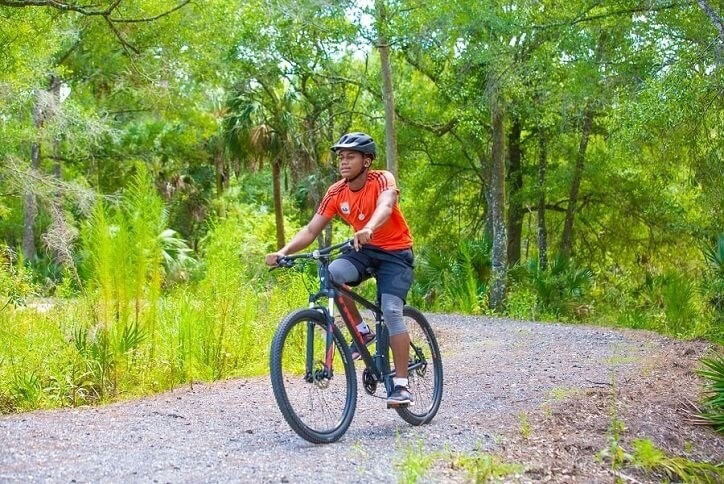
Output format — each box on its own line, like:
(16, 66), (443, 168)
(329, 257), (374, 358)
(329, 258), (365, 326)
(374, 249), (415, 405)
(382, 293), (413, 406)
(390, 334), (411, 378)
(382, 293), (409, 379)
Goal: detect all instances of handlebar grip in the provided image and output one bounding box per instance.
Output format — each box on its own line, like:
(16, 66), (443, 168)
(276, 256), (294, 268)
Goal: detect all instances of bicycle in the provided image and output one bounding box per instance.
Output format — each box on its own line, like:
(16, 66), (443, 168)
(269, 239), (443, 444)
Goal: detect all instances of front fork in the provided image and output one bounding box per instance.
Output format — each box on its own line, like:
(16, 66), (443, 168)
(305, 299), (336, 381)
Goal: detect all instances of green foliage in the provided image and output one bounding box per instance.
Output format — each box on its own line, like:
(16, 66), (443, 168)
(630, 269), (713, 339)
(518, 411), (532, 439)
(0, 206), (306, 411)
(505, 286), (539, 321)
(661, 271), (698, 335)
(512, 257), (594, 319)
(597, 412), (629, 471)
(630, 438), (723, 483)
(9, 371), (42, 410)
(0, 245), (36, 307)
(80, 165), (166, 335)
(393, 442), (523, 484)
(702, 234), (724, 327)
(412, 239), (490, 313)
(396, 441), (437, 484)
(696, 353), (724, 433)
(448, 450), (524, 483)
(158, 228), (198, 286)
(598, 402), (722, 482)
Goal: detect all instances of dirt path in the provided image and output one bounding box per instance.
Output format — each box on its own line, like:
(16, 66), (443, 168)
(1, 315), (721, 482)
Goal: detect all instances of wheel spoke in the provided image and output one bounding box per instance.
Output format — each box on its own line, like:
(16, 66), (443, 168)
(393, 307), (443, 425)
(270, 310), (357, 443)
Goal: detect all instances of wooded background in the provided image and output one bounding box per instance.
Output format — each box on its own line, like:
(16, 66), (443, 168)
(1, 0), (722, 389)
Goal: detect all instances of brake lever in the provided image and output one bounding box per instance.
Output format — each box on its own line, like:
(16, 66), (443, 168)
(276, 256), (295, 269)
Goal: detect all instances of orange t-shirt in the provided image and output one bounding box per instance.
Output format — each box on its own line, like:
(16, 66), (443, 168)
(317, 170), (413, 251)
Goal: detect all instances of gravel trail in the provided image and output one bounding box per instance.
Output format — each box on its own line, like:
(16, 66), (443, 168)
(1, 315), (721, 483)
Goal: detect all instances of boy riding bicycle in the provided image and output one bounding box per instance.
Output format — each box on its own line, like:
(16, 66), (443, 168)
(265, 132), (415, 406)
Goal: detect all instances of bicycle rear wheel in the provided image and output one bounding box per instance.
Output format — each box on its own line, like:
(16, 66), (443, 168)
(393, 306), (443, 425)
(269, 308), (357, 444)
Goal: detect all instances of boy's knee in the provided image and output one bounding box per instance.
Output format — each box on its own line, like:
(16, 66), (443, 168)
(329, 258), (360, 285)
(382, 294), (406, 336)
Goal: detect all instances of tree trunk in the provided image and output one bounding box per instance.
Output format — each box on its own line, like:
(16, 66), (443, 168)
(506, 118), (523, 266)
(476, 150), (493, 240)
(375, 0), (398, 177)
(559, 109), (593, 258)
(22, 141), (41, 260)
(537, 131), (549, 270)
(214, 148), (225, 198)
(696, 0), (724, 63)
(488, 94), (507, 311)
(272, 160), (285, 249)
(559, 33), (607, 259)
(22, 75), (61, 261)
(316, 225), (332, 249)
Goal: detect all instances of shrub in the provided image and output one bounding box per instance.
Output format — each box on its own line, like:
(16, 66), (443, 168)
(696, 353), (724, 433)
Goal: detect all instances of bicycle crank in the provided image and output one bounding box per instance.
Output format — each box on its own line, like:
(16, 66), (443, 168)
(362, 368), (377, 395)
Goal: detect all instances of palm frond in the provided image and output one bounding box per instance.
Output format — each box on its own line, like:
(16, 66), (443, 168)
(696, 353), (724, 432)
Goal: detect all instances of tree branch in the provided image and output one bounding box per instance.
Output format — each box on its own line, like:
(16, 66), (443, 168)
(0, 0), (191, 56)
(103, 14), (139, 55)
(0, 0), (111, 15)
(110, 0), (190, 23)
(533, 2), (688, 30)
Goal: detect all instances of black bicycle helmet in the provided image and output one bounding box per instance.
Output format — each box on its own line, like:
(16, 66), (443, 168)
(331, 132), (376, 159)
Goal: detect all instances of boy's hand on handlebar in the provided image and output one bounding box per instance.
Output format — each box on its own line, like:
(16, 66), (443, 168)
(353, 227), (373, 251)
(265, 252), (285, 267)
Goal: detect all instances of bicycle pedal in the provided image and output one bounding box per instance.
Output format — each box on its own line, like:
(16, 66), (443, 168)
(386, 401), (413, 409)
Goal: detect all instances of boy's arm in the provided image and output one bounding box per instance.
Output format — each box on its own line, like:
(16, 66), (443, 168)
(353, 189), (397, 249)
(265, 213), (330, 266)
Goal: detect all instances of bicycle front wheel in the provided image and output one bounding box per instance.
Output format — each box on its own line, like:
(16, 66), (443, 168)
(269, 308), (357, 444)
(394, 306), (443, 425)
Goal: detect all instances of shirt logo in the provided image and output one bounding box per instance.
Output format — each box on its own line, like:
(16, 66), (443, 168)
(340, 202), (350, 214)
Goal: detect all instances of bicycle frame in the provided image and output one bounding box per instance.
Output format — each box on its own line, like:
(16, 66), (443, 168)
(271, 240), (442, 442)
(330, 283), (430, 386)
(306, 251), (392, 390)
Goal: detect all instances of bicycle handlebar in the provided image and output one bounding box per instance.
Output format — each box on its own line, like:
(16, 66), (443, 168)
(275, 238), (354, 268)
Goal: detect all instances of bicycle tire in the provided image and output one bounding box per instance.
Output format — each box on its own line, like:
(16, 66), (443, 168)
(270, 308), (357, 444)
(390, 306), (443, 425)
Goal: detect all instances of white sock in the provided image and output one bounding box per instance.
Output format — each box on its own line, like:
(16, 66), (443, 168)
(356, 322), (370, 334)
(393, 377), (408, 388)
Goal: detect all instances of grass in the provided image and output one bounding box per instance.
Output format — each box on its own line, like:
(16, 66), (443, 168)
(0, 277), (307, 413)
(693, 352), (724, 432)
(0, 191), (307, 413)
(396, 440), (437, 484)
(548, 386), (581, 401)
(518, 412), (532, 439)
(630, 438), (723, 483)
(395, 440), (524, 483)
(449, 450), (525, 482)
(597, 401), (723, 483)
